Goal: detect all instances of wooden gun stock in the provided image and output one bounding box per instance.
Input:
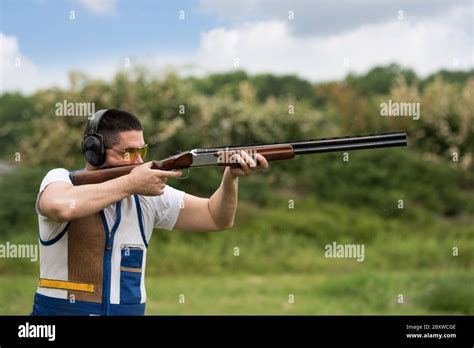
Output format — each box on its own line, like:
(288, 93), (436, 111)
(69, 151), (194, 186)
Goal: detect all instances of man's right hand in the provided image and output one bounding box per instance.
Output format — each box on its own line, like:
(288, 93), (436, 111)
(126, 161), (182, 196)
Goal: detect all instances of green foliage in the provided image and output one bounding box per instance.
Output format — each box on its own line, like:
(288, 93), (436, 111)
(294, 148), (474, 218)
(347, 63), (417, 95)
(250, 74), (322, 106)
(0, 165), (47, 238)
(0, 93), (35, 158)
(187, 70), (249, 98)
(187, 70), (323, 106)
(421, 69), (474, 90)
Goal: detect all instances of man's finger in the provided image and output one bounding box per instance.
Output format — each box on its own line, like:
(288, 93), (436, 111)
(142, 161), (155, 168)
(154, 170), (183, 178)
(231, 153), (249, 171)
(237, 154), (253, 175)
(255, 154), (269, 169)
(239, 150), (257, 168)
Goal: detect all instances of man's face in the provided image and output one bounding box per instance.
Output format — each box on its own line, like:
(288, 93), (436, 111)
(102, 130), (146, 168)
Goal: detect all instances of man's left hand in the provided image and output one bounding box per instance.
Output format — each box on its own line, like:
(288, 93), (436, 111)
(226, 150), (269, 178)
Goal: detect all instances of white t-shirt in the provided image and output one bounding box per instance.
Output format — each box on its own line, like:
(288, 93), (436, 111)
(36, 168), (185, 243)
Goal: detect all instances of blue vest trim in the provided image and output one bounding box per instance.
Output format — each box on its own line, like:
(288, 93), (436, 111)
(99, 210), (110, 235)
(39, 222), (71, 246)
(133, 194), (148, 248)
(99, 208), (110, 312)
(101, 201), (122, 315)
(31, 293), (145, 316)
(111, 201), (122, 235)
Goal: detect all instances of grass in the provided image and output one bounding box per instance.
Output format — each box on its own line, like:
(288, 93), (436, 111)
(2, 270), (473, 315)
(1, 196), (473, 316)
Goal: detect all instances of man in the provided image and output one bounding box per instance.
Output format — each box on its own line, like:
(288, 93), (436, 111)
(32, 108), (268, 315)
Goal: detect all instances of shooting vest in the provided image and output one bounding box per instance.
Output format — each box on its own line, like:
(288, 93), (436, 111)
(32, 194), (148, 315)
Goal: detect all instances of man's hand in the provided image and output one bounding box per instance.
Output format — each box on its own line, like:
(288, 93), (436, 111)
(226, 150), (269, 178)
(126, 161), (182, 196)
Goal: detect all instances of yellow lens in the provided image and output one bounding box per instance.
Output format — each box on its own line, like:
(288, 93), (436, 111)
(127, 151), (137, 162)
(140, 146), (148, 160)
(123, 145), (148, 162)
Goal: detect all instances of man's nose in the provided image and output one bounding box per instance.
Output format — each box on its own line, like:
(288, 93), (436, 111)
(133, 155), (144, 164)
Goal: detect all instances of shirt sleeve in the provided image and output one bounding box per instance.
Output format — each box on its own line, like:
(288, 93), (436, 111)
(153, 184), (185, 230)
(36, 168), (72, 216)
(36, 168), (72, 242)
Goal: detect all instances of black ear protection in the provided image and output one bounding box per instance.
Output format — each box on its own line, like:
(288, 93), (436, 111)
(82, 109), (109, 167)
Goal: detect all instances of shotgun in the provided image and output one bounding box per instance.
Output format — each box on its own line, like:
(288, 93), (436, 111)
(70, 131), (407, 185)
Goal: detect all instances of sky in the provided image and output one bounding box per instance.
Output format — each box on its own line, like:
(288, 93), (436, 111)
(0, 0), (473, 93)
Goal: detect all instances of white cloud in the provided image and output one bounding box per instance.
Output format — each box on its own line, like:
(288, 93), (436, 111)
(199, 0), (471, 37)
(0, 41), (200, 94)
(0, 32), (121, 94)
(195, 3), (473, 81)
(77, 0), (116, 15)
(0, 33), (38, 93)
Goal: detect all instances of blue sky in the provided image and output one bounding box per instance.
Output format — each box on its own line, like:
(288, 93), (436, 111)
(1, 0), (472, 93)
(2, 0), (215, 65)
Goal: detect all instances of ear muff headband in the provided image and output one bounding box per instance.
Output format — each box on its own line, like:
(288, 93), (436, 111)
(82, 109), (109, 167)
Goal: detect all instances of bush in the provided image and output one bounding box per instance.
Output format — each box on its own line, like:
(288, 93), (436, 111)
(0, 165), (47, 238)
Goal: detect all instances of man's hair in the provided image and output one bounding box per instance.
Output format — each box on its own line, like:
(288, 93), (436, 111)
(83, 108), (143, 147)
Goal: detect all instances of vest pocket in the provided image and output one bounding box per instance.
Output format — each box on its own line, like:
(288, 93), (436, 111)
(120, 245), (143, 304)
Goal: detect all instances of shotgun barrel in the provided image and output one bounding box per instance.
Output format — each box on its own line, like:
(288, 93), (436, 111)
(290, 131), (407, 154)
(193, 131), (407, 155)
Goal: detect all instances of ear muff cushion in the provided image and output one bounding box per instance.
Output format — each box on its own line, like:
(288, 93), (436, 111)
(83, 134), (105, 166)
(83, 135), (99, 150)
(85, 151), (100, 166)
